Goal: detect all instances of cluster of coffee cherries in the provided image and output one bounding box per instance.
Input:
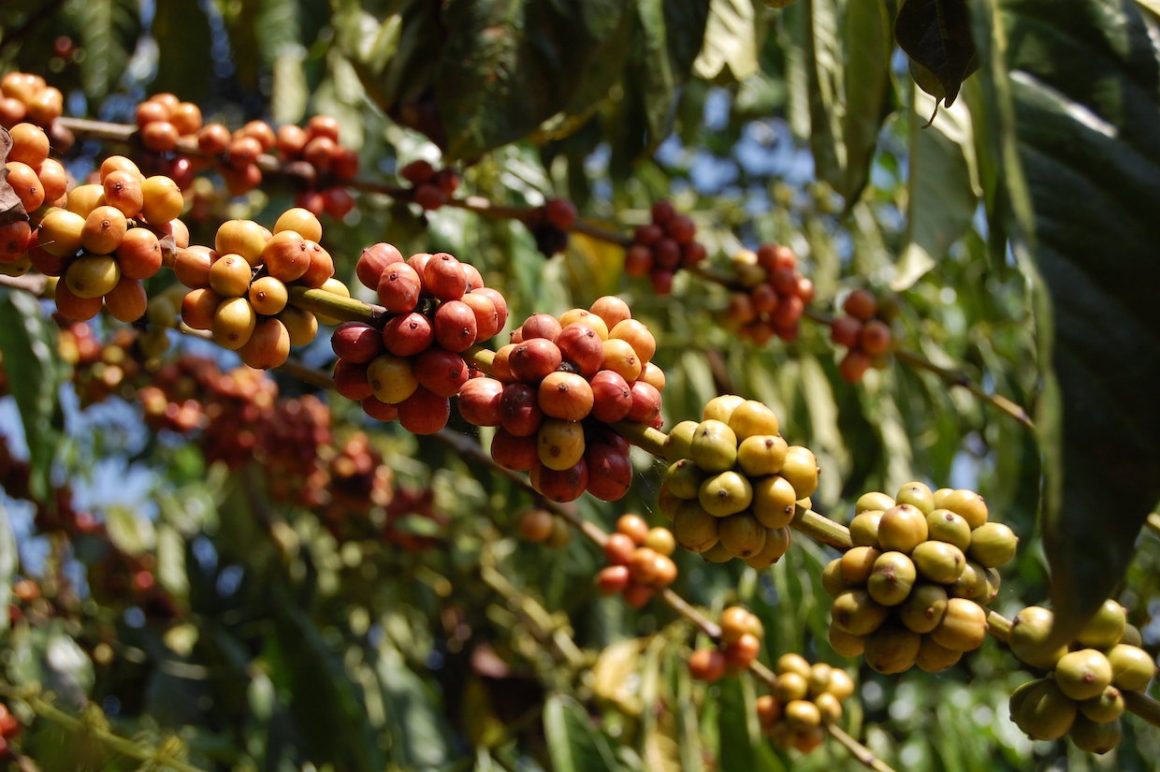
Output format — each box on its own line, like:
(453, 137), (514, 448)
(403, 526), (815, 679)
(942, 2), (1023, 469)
(657, 395), (816, 566)
(31, 156), (185, 321)
(197, 115), (359, 214)
(624, 201), (707, 294)
(177, 208), (342, 368)
(1007, 600), (1154, 753)
(517, 508), (573, 548)
(0, 702), (21, 760)
(258, 395), (333, 508)
(0, 72), (65, 134)
(830, 289), (895, 383)
(1, 122), (68, 264)
(687, 605), (766, 681)
(332, 244), (507, 433)
(823, 483), (1016, 673)
(88, 547), (177, 622)
(724, 244), (816, 344)
(58, 322), (142, 407)
(594, 514), (678, 608)
(320, 431), (394, 526)
(526, 198), (578, 257)
(758, 655), (856, 754)
(139, 355), (277, 467)
(134, 92), (203, 153)
(399, 160), (460, 211)
(466, 296), (661, 502)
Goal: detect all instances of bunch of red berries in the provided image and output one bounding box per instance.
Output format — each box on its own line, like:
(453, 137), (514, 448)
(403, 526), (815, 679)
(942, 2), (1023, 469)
(526, 198), (578, 257)
(459, 296), (663, 502)
(196, 115), (358, 215)
(624, 201), (707, 294)
(829, 289), (894, 383)
(332, 244), (508, 434)
(594, 515), (679, 608)
(724, 244), (815, 344)
(258, 394), (333, 508)
(399, 160), (460, 211)
(687, 605), (766, 681)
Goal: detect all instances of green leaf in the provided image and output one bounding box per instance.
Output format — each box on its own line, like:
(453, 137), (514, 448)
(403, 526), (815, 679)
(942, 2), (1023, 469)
(693, 0), (758, 82)
(895, 0), (979, 107)
(0, 291), (64, 499)
(975, 0), (1160, 635)
(803, 0), (844, 189)
(265, 588), (386, 771)
(894, 90), (980, 290)
(66, 0), (140, 99)
(105, 505), (156, 556)
(543, 693), (621, 772)
(716, 677), (780, 771)
(840, 0), (893, 202)
(435, 0), (635, 159)
(151, 0), (213, 102)
(372, 638), (453, 768)
(0, 504), (15, 633)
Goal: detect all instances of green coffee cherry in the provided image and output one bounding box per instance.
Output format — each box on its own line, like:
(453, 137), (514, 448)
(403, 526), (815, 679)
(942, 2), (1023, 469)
(967, 522), (1018, 568)
(895, 481), (934, 514)
(689, 419), (738, 472)
(1054, 648), (1113, 701)
(925, 509), (972, 550)
(1076, 600), (1127, 649)
(698, 471), (753, 517)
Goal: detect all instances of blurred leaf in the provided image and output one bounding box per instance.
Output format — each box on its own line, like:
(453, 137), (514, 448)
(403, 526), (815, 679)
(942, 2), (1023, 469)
(803, 0), (843, 188)
(271, 48), (308, 124)
(266, 589), (385, 771)
(544, 693), (621, 772)
(694, 0), (758, 82)
(894, 91), (979, 290)
(895, 0), (978, 107)
(152, 0), (213, 102)
(0, 291), (64, 499)
(435, 0), (634, 159)
(66, 0), (139, 99)
(156, 524), (188, 599)
(0, 504), (13, 633)
(105, 504), (156, 556)
(372, 637), (454, 768)
(591, 638), (644, 713)
(840, 0), (893, 203)
(717, 677), (780, 770)
(43, 629), (94, 708)
(973, 0), (1160, 635)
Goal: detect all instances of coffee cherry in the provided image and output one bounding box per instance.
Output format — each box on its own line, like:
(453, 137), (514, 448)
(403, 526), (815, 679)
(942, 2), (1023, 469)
(397, 387), (451, 434)
(688, 649), (727, 683)
(1009, 606), (1068, 670)
(208, 253), (253, 297)
(864, 624), (921, 674)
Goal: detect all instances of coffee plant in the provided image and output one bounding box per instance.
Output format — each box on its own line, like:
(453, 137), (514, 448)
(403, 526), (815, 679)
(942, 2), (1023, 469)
(0, 2), (1156, 770)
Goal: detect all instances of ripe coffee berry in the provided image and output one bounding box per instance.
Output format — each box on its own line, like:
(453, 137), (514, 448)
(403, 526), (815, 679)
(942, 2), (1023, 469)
(596, 517), (678, 608)
(625, 200), (706, 294)
(724, 244), (814, 344)
(831, 289), (896, 383)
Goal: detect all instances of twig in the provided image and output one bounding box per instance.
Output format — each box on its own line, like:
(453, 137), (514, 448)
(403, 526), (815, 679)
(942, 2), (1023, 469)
(892, 348), (1034, 430)
(827, 722), (894, 772)
(54, 117), (632, 247)
(1, 690), (202, 772)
